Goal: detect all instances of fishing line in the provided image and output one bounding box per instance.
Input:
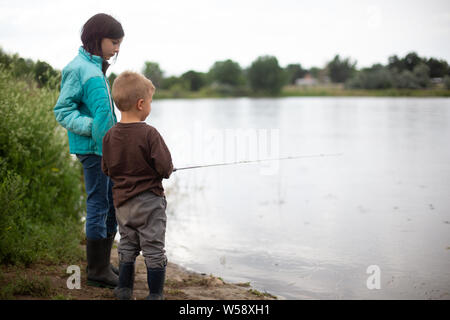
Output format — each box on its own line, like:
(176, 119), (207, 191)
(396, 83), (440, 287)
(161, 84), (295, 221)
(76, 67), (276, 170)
(173, 153), (343, 172)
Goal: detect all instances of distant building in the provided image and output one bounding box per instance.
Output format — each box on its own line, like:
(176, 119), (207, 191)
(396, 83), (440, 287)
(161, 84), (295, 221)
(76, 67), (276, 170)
(295, 73), (318, 86)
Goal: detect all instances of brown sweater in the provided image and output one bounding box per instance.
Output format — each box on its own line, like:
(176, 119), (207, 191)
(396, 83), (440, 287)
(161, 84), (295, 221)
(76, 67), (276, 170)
(102, 122), (173, 208)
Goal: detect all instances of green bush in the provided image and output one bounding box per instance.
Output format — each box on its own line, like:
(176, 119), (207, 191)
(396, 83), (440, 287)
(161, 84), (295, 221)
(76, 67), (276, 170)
(0, 67), (85, 266)
(346, 65), (393, 89)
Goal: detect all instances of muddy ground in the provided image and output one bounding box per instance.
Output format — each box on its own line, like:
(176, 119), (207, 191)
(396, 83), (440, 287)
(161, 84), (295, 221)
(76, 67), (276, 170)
(0, 245), (277, 300)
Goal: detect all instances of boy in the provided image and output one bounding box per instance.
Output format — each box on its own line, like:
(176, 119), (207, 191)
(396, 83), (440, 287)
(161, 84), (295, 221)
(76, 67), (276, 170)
(102, 71), (173, 300)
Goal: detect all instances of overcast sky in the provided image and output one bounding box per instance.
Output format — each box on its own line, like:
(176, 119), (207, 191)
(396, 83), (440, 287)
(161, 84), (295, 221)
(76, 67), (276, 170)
(0, 0), (449, 76)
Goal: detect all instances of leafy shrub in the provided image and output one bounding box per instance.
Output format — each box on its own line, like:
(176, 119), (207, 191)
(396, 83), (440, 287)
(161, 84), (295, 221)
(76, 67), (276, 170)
(0, 67), (85, 266)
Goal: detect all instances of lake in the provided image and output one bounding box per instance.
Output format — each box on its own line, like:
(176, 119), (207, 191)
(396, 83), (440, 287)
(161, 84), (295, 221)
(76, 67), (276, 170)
(144, 97), (450, 299)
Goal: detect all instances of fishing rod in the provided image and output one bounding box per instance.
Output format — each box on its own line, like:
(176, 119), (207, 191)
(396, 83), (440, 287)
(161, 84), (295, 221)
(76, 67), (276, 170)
(173, 152), (343, 172)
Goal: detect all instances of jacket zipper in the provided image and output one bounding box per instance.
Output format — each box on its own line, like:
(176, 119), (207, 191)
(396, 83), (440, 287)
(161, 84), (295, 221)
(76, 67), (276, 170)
(104, 77), (116, 124)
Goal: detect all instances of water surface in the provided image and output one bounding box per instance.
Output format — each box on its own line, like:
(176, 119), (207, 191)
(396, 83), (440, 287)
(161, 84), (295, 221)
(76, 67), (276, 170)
(145, 97), (450, 299)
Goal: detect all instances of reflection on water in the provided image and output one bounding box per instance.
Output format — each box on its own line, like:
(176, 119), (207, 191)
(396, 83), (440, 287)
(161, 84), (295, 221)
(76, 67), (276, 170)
(147, 97), (450, 299)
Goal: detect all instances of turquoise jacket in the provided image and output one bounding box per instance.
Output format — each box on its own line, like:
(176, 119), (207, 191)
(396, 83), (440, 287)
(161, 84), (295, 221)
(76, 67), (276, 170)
(54, 47), (117, 156)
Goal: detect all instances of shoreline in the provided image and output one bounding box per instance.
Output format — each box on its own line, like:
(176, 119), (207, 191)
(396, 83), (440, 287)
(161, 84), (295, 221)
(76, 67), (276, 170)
(153, 88), (450, 100)
(0, 245), (277, 300)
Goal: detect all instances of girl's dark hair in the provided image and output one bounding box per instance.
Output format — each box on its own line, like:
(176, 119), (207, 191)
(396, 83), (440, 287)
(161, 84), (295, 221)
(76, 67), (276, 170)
(81, 13), (124, 74)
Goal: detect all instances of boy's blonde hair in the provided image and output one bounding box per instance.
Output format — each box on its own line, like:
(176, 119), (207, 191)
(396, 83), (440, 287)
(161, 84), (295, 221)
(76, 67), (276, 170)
(112, 71), (155, 112)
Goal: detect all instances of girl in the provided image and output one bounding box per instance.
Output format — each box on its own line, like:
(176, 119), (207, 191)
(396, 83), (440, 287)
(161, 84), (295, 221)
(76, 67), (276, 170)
(54, 13), (124, 288)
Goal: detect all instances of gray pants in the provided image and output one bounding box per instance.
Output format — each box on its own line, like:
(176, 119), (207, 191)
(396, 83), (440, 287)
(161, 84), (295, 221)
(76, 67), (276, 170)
(115, 190), (167, 269)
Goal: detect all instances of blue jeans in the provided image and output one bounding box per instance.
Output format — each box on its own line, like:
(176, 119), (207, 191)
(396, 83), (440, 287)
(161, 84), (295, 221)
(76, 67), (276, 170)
(77, 154), (117, 240)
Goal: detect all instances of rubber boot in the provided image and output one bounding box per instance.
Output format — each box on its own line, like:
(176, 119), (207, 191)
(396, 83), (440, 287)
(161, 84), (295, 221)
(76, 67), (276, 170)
(114, 261), (135, 300)
(86, 233), (119, 276)
(106, 233), (119, 275)
(145, 267), (165, 300)
(86, 237), (118, 288)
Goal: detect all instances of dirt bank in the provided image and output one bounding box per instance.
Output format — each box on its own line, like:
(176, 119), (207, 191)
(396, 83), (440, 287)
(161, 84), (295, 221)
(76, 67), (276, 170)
(0, 245), (277, 300)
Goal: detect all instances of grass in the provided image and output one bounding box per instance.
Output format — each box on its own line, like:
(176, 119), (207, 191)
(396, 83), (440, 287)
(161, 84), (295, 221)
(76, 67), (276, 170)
(247, 288), (278, 299)
(281, 85), (450, 97)
(51, 294), (73, 300)
(0, 274), (54, 299)
(236, 282), (251, 287)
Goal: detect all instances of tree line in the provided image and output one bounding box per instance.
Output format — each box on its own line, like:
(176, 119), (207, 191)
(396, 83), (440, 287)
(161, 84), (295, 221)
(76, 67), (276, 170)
(345, 53), (450, 90)
(1, 47), (449, 95)
(114, 52), (450, 95)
